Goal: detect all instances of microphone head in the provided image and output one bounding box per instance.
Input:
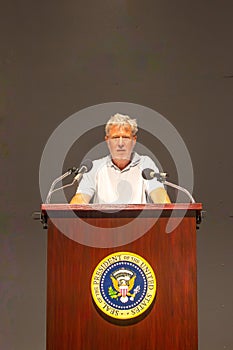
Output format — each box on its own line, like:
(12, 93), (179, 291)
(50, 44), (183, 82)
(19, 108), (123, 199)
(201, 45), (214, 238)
(74, 159), (93, 174)
(81, 159), (93, 172)
(142, 168), (154, 180)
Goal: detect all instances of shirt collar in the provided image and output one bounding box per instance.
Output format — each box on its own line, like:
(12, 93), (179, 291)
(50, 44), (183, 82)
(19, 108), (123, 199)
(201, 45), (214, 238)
(107, 152), (140, 171)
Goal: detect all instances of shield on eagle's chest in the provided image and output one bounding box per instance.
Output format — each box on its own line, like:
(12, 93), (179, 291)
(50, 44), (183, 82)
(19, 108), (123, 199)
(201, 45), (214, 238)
(120, 285), (128, 297)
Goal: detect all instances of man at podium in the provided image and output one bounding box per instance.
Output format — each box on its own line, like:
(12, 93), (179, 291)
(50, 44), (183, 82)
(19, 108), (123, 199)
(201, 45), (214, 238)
(70, 113), (170, 204)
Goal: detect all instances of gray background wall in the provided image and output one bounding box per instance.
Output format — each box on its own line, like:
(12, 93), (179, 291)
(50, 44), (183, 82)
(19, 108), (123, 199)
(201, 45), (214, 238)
(0, 1), (232, 349)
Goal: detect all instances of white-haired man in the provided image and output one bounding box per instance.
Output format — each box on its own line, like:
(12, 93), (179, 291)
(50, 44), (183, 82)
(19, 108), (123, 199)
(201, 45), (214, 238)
(70, 114), (170, 204)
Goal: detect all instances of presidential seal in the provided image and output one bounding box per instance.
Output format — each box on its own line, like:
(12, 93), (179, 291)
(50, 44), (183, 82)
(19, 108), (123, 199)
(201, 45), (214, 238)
(91, 252), (157, 320)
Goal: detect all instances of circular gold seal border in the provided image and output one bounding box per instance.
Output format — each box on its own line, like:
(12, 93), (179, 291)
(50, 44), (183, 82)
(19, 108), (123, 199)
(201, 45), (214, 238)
(91, 251), (157, 320)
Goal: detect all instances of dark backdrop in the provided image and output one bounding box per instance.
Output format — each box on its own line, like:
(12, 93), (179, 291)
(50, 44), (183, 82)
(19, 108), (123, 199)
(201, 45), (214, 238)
(0, 1), (232, 349)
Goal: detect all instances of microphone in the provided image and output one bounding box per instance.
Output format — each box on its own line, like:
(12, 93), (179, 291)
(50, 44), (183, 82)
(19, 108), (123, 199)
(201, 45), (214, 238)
(45, 160), (93, 203)
(142, 168), (195, 203)
(45, 167), (78, 203)
(74, 159), (93, 181)
(142, 168), (168, 182)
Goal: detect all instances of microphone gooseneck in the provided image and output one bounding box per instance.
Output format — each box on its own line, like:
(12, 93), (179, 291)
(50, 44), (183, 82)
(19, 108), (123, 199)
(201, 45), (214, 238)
(45, 160), (93, 203)
(141, 168), (195, 203)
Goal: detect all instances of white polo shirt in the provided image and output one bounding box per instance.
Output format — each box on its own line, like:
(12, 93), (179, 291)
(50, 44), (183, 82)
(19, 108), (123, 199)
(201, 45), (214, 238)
(77, 152), (164, 204)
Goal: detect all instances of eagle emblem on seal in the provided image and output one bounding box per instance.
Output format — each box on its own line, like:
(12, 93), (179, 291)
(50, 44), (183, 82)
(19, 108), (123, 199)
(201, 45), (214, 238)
(108, 268), (140, 303)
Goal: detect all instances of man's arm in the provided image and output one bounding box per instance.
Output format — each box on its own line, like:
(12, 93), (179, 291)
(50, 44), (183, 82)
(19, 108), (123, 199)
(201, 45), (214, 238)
(150, 187), (171, 204)
(70, 193), (91, 204)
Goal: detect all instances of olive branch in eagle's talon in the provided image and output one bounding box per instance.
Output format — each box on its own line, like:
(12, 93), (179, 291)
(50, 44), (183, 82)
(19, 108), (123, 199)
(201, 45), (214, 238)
(108, 286), (118, 299)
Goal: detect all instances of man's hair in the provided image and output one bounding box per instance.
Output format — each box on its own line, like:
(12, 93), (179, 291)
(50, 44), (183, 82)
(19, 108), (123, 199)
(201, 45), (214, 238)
(105, 113), (138, 136)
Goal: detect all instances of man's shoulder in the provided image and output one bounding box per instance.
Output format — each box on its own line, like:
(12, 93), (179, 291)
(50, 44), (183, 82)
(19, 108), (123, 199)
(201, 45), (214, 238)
(134, 153), (158, 171)
(134, 153), (153, 164)
(91, 155), (110, 169)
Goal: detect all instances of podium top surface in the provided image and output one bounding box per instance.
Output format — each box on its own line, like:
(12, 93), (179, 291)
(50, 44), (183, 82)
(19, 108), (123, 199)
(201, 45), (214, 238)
(41, 203), (202, 218)
(41, 203), (202, 212)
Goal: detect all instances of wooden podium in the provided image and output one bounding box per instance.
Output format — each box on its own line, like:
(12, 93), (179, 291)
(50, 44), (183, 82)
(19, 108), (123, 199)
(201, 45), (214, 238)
(41, 203), (202, 350)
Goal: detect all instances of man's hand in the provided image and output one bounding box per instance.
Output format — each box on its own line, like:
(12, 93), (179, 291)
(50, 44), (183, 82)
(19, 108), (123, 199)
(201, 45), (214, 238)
(150, 188), (171, 204)
(70, 193), (91, 204)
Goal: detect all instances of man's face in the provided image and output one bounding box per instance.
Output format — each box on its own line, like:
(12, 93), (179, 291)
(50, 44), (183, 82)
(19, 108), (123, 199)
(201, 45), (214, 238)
(105, 124), (136, 162)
